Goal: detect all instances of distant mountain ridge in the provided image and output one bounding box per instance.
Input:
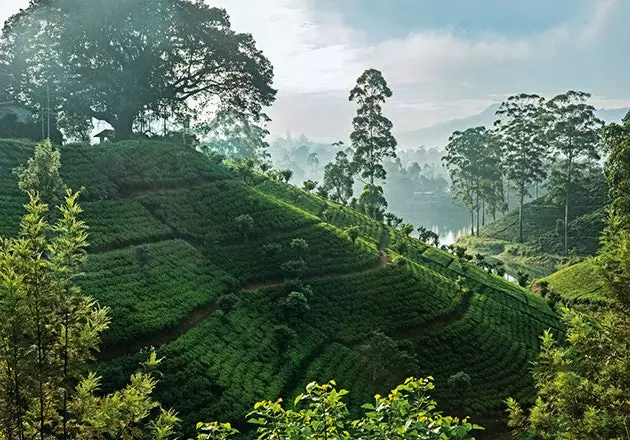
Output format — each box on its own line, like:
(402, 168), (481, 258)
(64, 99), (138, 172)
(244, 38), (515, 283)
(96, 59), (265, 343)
(396, 104), (630, 149)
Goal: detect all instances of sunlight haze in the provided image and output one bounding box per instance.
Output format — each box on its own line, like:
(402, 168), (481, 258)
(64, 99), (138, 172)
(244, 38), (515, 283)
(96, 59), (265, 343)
(2, 0), (629, 142)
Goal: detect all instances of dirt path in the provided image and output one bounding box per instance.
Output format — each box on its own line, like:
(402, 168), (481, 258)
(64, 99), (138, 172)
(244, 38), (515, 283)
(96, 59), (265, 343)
(99, 227), (392, 360)
(99, 302), (219, 361)
(387, 291), (472, 340)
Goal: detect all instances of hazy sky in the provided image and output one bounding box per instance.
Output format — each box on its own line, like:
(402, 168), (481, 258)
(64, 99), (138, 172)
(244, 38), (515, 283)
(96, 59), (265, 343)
(2, 0), (629, 142)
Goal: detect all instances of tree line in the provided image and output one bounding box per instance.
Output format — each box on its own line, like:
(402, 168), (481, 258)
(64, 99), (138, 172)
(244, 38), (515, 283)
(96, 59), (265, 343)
(442, 91), (604, 255)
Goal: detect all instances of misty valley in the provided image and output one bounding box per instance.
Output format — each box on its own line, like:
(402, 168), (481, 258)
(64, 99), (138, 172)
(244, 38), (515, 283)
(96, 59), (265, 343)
(0, 1), (628, 439)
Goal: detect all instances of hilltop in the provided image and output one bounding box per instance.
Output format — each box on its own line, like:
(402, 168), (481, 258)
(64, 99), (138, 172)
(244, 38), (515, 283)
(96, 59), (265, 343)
(0, 139), (561, 436)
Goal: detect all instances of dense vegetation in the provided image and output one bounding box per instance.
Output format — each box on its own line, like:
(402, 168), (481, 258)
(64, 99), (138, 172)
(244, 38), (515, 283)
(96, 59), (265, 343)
(506, 110), (630, 440)
(0, 139), (562, 437)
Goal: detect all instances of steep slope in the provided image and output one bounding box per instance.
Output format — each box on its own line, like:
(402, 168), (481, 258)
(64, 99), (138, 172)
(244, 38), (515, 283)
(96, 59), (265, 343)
(537, 258), (611, 306)
(0, 139), (561, 435)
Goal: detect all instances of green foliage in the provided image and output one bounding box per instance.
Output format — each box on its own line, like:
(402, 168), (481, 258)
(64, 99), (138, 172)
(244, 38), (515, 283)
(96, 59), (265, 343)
(358, 184), (387, 221)
(506, 311), (629, 440)
(358, 331), (418, 383)
(217, 293), (240, 315)
(442, 126), (502, 236)
(507, 110), (630, 440)
(349, 68), (398, 186)
(272, 324), (297, 353)
(323, 151), (354, 204)
(197, 377), (480, 439)
(0, 192), (177, 438)
(234, 214), (254, 242)
(345, 226), (360, 245)
(13, 139), (66, 207)
(447, 371), (472, 390)
(2, 0), (275, 139)
(400, 223), (414, 236)
(494, 94), (549, 243)
(544, 91), (604, 255)
(302, 179), (318, 193)
(278, 291), (310, 325)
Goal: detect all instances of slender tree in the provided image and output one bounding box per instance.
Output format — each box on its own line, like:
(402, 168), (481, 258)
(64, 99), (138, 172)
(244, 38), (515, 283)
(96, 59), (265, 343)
(507, 111), (630, 440)
(442, 127), (495, 235)
(349, 69), (398, 207)
(544, 91), (604, 255)
(494, 94), (549, 243)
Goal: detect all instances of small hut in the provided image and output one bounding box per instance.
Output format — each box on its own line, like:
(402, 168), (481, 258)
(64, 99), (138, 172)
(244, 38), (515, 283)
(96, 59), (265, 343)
(94, 129), (115, 144)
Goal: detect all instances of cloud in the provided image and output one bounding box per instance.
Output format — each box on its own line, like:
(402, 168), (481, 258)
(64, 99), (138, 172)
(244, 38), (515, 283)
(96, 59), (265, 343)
(2, 0), (628, 142)
(214, 0), (629, 142)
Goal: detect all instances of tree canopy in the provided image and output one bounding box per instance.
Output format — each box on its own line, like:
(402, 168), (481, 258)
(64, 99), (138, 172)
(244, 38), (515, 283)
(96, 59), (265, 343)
(494, 94), (549, 243)
(0, 0), (276, 139)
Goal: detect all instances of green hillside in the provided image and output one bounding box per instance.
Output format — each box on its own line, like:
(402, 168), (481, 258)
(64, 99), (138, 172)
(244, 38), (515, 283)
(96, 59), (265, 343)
(0, 139), (562, 435)
(479, 196), (606, 256)
(537, 258), (612, 306)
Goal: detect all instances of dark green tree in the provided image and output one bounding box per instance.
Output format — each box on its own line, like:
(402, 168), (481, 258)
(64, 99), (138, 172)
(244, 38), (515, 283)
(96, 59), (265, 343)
(494, 94), (549, 243)
(345, 226), (360, 246)
(349, 69), (397, 220)
(1, 0), (275, 139)
(302, 180), (317, 193)
(507, 111), (630, 440)
(349, 68), (397, 188)
(322, 151), (354, 204)
(544, 91), (604, 255)
(443, 127), (497, 235)
(234, 214), (254, 242)
(0, 192), (178, 439)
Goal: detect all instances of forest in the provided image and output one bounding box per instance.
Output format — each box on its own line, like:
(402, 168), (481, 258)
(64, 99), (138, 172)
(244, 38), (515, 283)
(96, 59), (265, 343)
(0, 0), (628, 439)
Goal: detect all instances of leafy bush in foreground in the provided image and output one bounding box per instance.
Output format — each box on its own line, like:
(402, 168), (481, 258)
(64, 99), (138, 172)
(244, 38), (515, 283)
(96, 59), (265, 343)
(196, 377), (482, 439)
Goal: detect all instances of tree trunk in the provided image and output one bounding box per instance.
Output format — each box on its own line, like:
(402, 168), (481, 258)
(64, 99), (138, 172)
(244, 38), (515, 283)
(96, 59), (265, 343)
(475, 176), (480, 237)
(482, 198), (486, 227)
(113, 112), (135, 140)
(564, 158), (573, 256)
(470, 209), (475, 236)
(518, 186), (525, 243)
(506, 185), (510, 211)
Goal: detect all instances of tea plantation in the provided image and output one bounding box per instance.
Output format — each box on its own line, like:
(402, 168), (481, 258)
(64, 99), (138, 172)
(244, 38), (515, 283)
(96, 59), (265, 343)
(0, 139), (562, 435)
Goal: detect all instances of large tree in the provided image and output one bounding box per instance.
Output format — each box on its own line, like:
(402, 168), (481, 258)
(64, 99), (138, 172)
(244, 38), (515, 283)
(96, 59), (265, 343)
(442, 126), (498, 236)
(507, 111), (630, 440)
(349, 69), (398, 185)
(1, 0), (276, 139)
(544, 91), (604, 255)
(494, 94), (549, 243)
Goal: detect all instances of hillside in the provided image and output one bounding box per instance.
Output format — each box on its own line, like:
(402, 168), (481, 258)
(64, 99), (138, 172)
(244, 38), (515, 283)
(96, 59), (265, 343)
(0, 139), (562, 435)
(455, 185), (608, 279)
(536, 258), (612, 306)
